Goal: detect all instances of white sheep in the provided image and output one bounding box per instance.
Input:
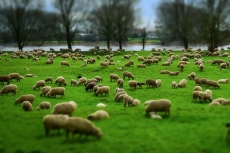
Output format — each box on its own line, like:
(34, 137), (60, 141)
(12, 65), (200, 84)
(115, 93), (127, 102)
(8, 73), (21, 82)
(36, 101), (51, 110)
(0, 84), (18, 95)
(145, 99), (171, 115)
(221, 100), (230, 106)
(177, 79), (187, 88)
(52, 101), (77, 116)
(156, 79), (161, 87)
(132, 99), (140, 106)
(128, 80), (137, 89)
(43, 114), (69, 136)
(70, 79), (78, 86)
(172, 81), (178, 89)
(15, 94), (36, 105)
(95, 86), (110, 96)
(217, 78), (229, 84)
(47, 87), (65, 98)
(96, 103), (107, 108)
(40, 86), (52, 97)
(25, 74), (37, 77)
(64, 117), (103, 139)
(77, 77), (87, 86)
(61, 61), (70, 67)
(123, 95), (133, 107)
(209, 101), (221, 106)
(21, 101), (33, 111)
(198, 92), (212, 102)
(204, 89), (212, 98)
(149, 112), (162, 120)
(33, 80), (46, 90)
(87, 110), (109, 120)
(115, 91), (127, 101)
(110, 74), (120, 82)
(143, 100), (153, 106)
(194, 86), (202, 91)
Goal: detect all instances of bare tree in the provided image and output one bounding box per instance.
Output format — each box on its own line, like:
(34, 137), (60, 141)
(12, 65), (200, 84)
(154, 24), (173, 46)
(0, 0), (44, 51)
(140, 26), (148, 50)
(53, 0), (92, 50)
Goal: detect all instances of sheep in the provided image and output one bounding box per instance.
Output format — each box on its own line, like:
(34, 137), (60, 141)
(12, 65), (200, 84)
(117, 66), (124, 70)
(123, 71), (134, 80)
(137, 82), (146, 88)
(149, 112), (162, 120)
(172, 81), (178, 88)
(226, 121), (230, 139)
(199, 64), (204, 71)
(194, 77), (202, 86)
(145, 99), (171, 115)
(137, 56), (145, 61)
(132, 99), (140, 106)
(52, 101), (77, 116)
(198, 91), (212, 102)
(128, 80), (137, 89)
(44, 77), (52, 84)
(142, 59), (154, 65)
(124, 60), (134, 67)
(96, 103), (107, 108)
(55, 76), (67, 86)
(146, 79), (157, 88)
(194, 86), (202, 91)
(206, 80), (220, 88)
(169, 71), (179, 76)
(115, 87), (125, 93)
(221, 100), (230, 106)
(0, 84), (18, 95)
(217, 78), (229, 84)
(115, 91), (127, 101)
(25, 74), (37, 77)
(15, 94), (36, 105)
(220, 62), (228, 70)
(110, 74), (120, 82)
(8, 73), (21, 82)
(85, 78), (97, 86)
(204, 89), (212, 98)
(161, 62), (171, 66)
(0, 75), (11, 85)
(40, 86), (52, 97)
(21, 101), (33, 111)
(77, 77), (87, 86)
(179, 63), (184, 71)
(47, 87), (65, 98)
(155, 79), (161, 87)
(160, 70), (170, 74)
(87, 110), (109, 120)
(95, 76), (103, 82)
(192, 91), (201, 101)
(61, 61), (70, 67)
(115, 93), (127, 102)
(43, 114), (69, 136)
(117, 78), (124, 88)
(212, 98), (226, 105)
(46, 59), (53, 64)
(95, 86), (110, 96)
(85, 82), (97, 91)
(209, 101), (221, 106)
(188, 72), (196, 80)
(33, 80), (46, 90)
(100, 61), (109, 67)
(211, 59), (225, 65)
(123, 95), (134, 107)
(64, 117), (103, 139)
(36, 101), (51, 110)
(70, 79), (78, 86)
(143, 100), (153, 106)
(177, 79), (187, 88)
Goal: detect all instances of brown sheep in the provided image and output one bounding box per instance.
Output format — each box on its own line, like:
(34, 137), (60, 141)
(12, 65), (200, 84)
(123, 71), (134, 80)
(146, 79), (157, 88)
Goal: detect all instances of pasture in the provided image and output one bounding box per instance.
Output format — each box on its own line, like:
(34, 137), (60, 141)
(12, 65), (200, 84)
(0, 49), (230, 153)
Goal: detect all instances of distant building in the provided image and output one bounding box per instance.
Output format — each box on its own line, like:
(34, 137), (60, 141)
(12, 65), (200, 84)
(147, 34), (157, 39)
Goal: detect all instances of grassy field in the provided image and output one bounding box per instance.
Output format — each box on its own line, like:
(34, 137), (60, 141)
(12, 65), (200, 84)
(0, 49), (230, 153)
(128, 38), (161, 43)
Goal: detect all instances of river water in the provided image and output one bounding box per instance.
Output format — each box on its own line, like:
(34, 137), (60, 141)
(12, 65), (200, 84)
(1, 44), (229, 52)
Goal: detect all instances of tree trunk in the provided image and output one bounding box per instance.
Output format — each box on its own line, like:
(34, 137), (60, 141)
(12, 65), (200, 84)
(16, 31), (23, 51)
(119, 41), (122, 50)
(106, 40), (110, 50)
(142, 38), (145, 50)
(183, 38), (188, 49)
(66, 30), (72, 50)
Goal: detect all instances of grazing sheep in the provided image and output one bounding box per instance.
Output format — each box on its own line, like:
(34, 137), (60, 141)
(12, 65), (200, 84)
(177, 79), (187, 88)
(0, 75), (11, 85)
(145, 99), (171, 115)
(52, 101), (77, 116)
(179, 64), (184, 71)
(149, 112), (162, 120)
(155, 79), (161, 87)
(160, 70), (170, 74)
(212, 98), (226, 105)
(221, 100), (230, 106)
(85, 78), (97, 86)
(95, 76), (103, 82)
(199, 64), (204, 71)
(96, 103), (107, 108)
(85, 82), (97, 91)
(21, 101), (33, 111)
(40, 86), (52, 97)
(206, 80), (220, 88)
(169, 71), (179, 76)
(115, 91), (127, 101)
(192, 91), (201, 101)
(117, 78), (124, 88)
(43, 114), (69, 136)
(211, 59), (225, 65)
(55, 76), (67, 86)
(115, 93), (127, 102)
(64, 117), (103, 139)
(123, 95), (134, 107)
(194, 86), (202, 91)
(194, 77), (202, 86)
(138, 56), (145, 61)
(61, 61), (70, 67)
(123, 71), (134, 80)
(47, 87), (65, 98)
(137, 82), (146, 88)
(77, 77), (87, 86)
(128, 80), (137, 89)
(0, 84), (18, 95)
(146, 79), (157, 88)
(143, 100), (153, 106)
(70, 79), (78, 86)
(132, 99), (140, 106)
(220, 62), (228, 70)
(36, 101), (51, 110)
(142, 59), (154, 65)
(8, 73), (21, 82)
(95, 86), (110, 96)
(226, 121), (230, 139)
(25, 74), (37, 77)
(161, 62), (171, 66)
(217, 78), (229, 84)
(100, 61), (109, 67)
(44, 77), (53, 84)
(188, 72), (196, 80)
(110, 74), (120, 82)
(87, 110), (109, 120)
(204, 89), (212, 98)
(115, 87), (125, 93)
(33, 80), (46, 90)
(137, 64), (146, 68)
(198, 91), (212, 102)
(15, 94), (36, 105)
(46, 59), (53, 64)
(209, 101), (221, 106)
(172, 81), (178, 88)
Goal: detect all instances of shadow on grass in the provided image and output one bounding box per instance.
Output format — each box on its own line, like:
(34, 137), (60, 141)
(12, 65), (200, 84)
(61, 137), (98, 144)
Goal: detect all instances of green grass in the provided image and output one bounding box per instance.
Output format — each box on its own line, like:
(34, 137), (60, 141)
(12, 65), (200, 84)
(0, 50), (230, 153)
(128, 38), (161, 43)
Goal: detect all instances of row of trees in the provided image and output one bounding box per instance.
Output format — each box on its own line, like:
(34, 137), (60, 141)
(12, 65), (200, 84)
(0, 0), (229, 52)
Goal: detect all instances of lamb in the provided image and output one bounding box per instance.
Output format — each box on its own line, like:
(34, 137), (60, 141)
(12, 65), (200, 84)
(138, 56), (145, 61)
(145, 99), (171, 115)
(39, 85), (52, 97)
(187, 72), (196, 80)
(25, 74), (37, 77)
(21, 101), (33, 111)
(95, 76), (103, 82)
(70, 79), (78, 86)
(52, 101), (77, 116)
(43, 114), (69, 136)
(117, 66), (124, 70)
(137, 82), (146, 88)
(177, 79), (187, 88)
(85, 82), (97, 91)
(64, 117), (103, 139)
(36, 101), (51, 110)
(44, 77), (52, 84)
(206, 80), (220, 88)
(61, 61), (70, 67)
(132, 99), (140, 106)
(95, 86), (110, 96)
(117, 78), (124, 88)
(169, 71), (179, 76)
(0, 75), (11, 85)
(33, 80), (46, 90)
(155, 79), (161, 87)
(8, 73), (21, 82)
(0, 84), (18, 95)
(226, 121), (230, 139)
(123, 71), (134, 80)
(217, 78), (229, 84)
(55, 76), (67, 86)
(110, 74), (120, 82)
(123, 95), (134, 107)
(96, 103), (107, 108)
(172, 81), (178, 88)
(194, 86), (202, 91)
(149, 112), (162, 120)
(87, 110), (109, 120)
(146, 79), (157, 88)
(77, 77), (87, 86)
(15, 94), (36, 105)
(47, 87), (65, 98)
(128, 80), (137, 89)
(160, 70), (170, 74)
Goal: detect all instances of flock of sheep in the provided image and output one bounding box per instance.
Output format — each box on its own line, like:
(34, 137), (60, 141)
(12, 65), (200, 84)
(1, 47), (230, 140)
